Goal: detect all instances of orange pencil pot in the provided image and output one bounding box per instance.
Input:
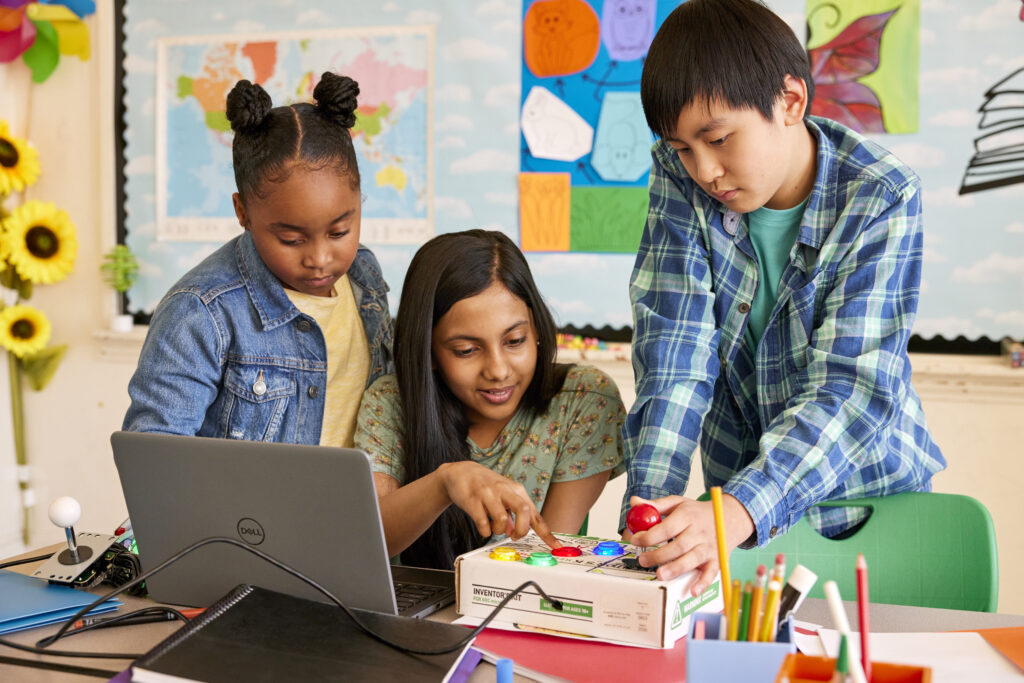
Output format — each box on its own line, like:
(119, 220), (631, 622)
(773, 653), (932, 683)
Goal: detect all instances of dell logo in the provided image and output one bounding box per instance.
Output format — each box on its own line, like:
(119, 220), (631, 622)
(237, 518), (265, 545)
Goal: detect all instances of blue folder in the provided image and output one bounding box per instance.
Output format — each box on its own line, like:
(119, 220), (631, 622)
(0, 569), (121, 635)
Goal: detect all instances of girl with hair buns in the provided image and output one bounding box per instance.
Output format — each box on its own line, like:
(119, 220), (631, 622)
(354, 229), (626, 569)
(124, 72), (393, 449)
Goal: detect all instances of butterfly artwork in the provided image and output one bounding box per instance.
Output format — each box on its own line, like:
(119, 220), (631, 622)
(807, 7), (900, 134)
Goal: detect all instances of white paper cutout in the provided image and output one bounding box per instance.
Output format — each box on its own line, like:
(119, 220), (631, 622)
(521, 86), (594, 162)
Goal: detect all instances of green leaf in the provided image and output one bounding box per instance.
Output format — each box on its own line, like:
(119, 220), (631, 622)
(16, 276), (32, 301)
(0, 267), (17, 291)
(20, 344), (67, 391)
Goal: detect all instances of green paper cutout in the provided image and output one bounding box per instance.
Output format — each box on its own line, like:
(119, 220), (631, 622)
(22, 19), (59, 83)
(569, 186), (648, 253)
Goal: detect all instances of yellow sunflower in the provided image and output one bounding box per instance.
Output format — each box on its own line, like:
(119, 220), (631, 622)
(3, 200), (78, 284)
(0, 121), (41, 196)
(0, 305), (51, 358)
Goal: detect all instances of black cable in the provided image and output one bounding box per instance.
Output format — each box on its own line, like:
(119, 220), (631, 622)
(3, 536), (563, 659)
(0, 552), (54, 570)
(42, 606), (191, 642)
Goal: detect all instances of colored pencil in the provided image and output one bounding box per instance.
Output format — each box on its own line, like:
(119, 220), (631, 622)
(727, 579), (741, 640)
(823, 580), (868, 683)
(709, 486), (731, 616)
(737, 581), (753, 642)
(856, 553), (871, 682)
(747, 564), (767, 642)
(773, 552), (786, 585)
(758, 578), (782, 642)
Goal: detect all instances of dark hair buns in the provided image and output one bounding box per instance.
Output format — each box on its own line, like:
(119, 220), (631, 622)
(313, 72), (360, 129)
(225, 80), (273, 133)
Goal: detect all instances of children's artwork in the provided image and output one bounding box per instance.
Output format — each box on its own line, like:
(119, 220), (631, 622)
(521, 86), (594, 162)
(519, 173), (571, 251)
(520, 0), (679, 254)
(600, 0), (657, 61)
(523, 0), (601, 78)
(959, 68), (1024, 195)
(806, 0), (919, 135)
(590, 91), (651, 182)
(155, 27), (433, 244)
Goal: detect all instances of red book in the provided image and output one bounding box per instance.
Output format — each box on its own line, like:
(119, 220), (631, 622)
(471, 626), (686, 682)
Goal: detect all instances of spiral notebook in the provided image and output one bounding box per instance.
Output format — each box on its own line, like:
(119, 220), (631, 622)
(130, 584), (477, 683)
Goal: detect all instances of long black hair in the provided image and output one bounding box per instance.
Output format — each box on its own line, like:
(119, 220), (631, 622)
(225, 71), (361, 202)
(394, 229), (569, 569)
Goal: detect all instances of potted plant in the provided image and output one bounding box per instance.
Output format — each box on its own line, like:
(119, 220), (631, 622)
(100, 245), (138, 332)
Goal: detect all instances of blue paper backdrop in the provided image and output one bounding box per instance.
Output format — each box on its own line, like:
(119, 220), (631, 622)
(122, 0), (1024, 339)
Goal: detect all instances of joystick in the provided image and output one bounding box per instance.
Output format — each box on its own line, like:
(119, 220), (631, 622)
(50, 496), (92, 565)
(625, 503), (662, 570)
(31, 496), (117, 585)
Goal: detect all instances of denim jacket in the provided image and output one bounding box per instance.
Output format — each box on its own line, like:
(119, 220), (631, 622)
(123, 231), (393, 443)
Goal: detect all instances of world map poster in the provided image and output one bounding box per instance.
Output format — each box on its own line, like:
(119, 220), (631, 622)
(155, 26), (434, 244)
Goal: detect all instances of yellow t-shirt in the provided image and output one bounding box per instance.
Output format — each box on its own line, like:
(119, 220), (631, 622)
(285, 275), (370, 447)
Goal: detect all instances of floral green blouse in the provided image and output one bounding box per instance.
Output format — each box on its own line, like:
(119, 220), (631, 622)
(354, 365), (626, 508)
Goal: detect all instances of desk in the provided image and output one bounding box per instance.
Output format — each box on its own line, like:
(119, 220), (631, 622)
(4, 546), (1024, 682)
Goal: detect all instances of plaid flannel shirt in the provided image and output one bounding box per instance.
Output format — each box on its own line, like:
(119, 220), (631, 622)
(624, 116), (946, 546)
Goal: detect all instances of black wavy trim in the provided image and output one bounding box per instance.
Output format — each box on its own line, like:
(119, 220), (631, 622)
(556, 326), (1005, 355)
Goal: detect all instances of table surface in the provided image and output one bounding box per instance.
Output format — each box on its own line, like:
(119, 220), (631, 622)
(3, 545), (1023, 682)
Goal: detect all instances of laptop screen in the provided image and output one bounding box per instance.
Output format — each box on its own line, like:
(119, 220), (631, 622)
(111, 431), (401, 612)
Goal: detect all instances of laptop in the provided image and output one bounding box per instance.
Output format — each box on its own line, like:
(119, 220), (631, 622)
(110, 431), (455, 618)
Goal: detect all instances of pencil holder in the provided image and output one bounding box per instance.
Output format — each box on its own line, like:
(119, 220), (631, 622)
(773, 653), (933, 683)
(686, 612), (796, 683)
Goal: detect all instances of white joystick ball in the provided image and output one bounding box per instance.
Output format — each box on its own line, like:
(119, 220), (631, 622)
(49, 496), (82, 529)
(49, 496), (89, 562)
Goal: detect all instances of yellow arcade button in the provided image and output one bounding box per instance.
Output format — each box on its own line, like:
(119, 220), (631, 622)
(488, 547), (522, 562)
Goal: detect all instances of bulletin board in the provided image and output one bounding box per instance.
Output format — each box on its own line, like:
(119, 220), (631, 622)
(117, 0), (1024, 340)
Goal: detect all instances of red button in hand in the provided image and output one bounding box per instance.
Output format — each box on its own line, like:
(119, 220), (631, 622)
(626, 504), (661, 534)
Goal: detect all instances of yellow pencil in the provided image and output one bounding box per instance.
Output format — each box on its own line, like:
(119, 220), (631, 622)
(747, 563), (767, 641)
(709, 486), (731, 616)
(759, 578), (783, 642)
(726, 579), (741, 640)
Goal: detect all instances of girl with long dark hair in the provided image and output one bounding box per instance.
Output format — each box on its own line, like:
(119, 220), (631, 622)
(354, 229), (625, 569)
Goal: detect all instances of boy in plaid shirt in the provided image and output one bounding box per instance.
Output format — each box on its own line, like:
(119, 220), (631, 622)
(624, 0), (945, 595)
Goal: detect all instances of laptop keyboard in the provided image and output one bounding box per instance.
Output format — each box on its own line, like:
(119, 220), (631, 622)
(393, 581), (448, 612)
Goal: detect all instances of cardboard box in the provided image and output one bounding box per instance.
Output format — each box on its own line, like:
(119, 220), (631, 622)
(454, 532), (723, 648)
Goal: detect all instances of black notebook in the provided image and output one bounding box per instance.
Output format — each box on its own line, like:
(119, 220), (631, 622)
(131, 585), (477, 683)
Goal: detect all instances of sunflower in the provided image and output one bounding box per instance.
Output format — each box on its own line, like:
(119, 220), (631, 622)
(0, 305), (51, 358)
(0, 121), (41, 196)
(2, 200), (78, 284)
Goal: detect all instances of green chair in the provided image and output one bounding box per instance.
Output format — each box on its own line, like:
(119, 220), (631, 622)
(728, 492), (999, 612)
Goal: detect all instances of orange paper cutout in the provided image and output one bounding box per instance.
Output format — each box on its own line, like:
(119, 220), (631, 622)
(971, 628), (1024, 673)
(523, 0), (600, 78)
(519, 173), (570, 252)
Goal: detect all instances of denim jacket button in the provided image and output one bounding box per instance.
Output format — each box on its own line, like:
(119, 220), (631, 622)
(307, 385), (319, 398)
(297, 319), (312, 332)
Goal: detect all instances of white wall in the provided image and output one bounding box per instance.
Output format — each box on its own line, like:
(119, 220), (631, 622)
(1, 7), (1022, 616)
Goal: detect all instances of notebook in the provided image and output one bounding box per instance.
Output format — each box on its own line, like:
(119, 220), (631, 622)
(110, 431), (455, 618)
(0, 569), (121, 635)
(131, 584), (477, 683)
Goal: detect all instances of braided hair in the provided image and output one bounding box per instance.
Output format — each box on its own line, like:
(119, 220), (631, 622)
(225, 72), (361, 202)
